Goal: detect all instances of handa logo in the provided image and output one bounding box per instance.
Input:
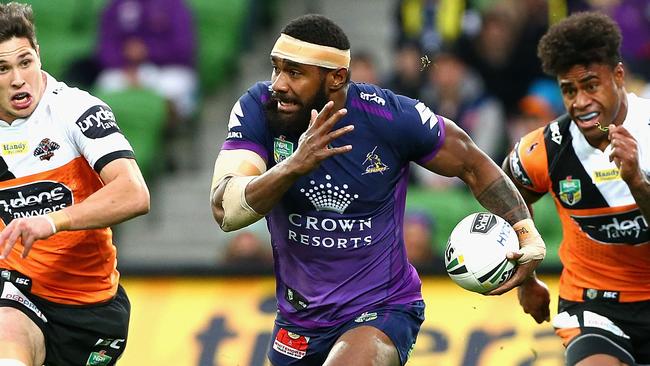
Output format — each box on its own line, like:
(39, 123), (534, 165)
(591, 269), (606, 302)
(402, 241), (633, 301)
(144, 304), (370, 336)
(0, 181), (73, 223)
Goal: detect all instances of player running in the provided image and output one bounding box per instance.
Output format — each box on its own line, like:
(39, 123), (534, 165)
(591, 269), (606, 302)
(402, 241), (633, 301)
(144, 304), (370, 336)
(504, 12), (650, 366)
(0, 3), (150, 365)
(210, 14), (546, 366)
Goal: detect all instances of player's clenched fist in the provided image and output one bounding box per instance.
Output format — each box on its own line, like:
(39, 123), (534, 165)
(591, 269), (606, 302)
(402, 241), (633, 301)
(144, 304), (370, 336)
(608, 124), (643, 185)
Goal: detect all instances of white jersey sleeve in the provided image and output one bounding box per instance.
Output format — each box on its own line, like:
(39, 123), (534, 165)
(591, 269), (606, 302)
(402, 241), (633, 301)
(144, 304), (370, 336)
(51, 81), (135, 172)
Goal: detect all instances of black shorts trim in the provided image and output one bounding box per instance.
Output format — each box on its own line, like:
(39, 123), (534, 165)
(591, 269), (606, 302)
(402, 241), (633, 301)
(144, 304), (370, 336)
(566, 333), (635, 366)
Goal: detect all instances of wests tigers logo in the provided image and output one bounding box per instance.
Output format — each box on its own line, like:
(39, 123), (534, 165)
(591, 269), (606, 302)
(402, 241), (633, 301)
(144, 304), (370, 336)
(33, 138), (60, 161)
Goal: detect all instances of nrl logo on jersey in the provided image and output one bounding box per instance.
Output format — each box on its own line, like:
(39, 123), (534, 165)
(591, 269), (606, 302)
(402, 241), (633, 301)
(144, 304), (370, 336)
(559, 176), (581, 206)
(273, 136), (294, 164)
(33, 138), (60, 161)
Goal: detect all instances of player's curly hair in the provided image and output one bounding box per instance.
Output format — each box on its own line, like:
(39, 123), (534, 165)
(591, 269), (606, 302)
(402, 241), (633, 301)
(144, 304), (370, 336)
(0, 2), (37, 50)
(537, 12), (621, 76)
(281, 14), (350, 51)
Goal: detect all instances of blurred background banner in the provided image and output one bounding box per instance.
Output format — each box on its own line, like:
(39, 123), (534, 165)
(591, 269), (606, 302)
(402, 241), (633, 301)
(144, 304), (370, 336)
(119, 276), (564, 366)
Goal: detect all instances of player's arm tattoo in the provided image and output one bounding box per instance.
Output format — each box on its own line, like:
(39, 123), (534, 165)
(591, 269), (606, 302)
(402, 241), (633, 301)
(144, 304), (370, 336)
(475, 176), (531, 225)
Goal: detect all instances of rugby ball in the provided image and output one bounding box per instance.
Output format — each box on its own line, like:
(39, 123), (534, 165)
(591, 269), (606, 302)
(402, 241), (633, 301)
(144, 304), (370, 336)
(444, 212), (518, 293)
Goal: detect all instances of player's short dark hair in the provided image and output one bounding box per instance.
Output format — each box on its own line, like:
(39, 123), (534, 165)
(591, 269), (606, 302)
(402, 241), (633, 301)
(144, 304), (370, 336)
(0, 2), (37, 50)
(537, 12), (621, 76)
(281, 14), (350, 51)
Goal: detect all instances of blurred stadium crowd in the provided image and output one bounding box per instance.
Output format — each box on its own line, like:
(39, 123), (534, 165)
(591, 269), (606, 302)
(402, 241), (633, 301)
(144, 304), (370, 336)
(14, 0), (650, 275)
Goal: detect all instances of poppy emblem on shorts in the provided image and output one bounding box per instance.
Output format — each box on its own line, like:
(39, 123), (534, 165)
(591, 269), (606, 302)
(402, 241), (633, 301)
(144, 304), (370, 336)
(272, 328), (309, 359)
(85, 350), (112, 366)
(33, 138), (60, 161)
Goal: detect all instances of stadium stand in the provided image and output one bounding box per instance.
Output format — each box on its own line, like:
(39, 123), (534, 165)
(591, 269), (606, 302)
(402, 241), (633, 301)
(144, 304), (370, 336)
(19, 0), (252, 94)
(190, 0), (251, 94)
(94, 88), (167, 181)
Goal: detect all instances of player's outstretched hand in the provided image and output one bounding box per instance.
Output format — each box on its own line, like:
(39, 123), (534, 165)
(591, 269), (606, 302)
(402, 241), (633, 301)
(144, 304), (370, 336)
(517, 276), (551, 323)
(608, 124), (643, 185)
(0, 216), (56, 259)
(286, 101), (354, 176)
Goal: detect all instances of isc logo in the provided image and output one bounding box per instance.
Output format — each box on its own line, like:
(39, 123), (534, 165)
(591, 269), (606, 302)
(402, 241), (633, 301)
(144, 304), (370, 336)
(95, 338), (125, 349)
(14, 277), (30, 286)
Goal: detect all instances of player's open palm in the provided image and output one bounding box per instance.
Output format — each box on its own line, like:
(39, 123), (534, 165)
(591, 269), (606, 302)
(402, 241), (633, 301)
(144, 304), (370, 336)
(517, 277), (551, 324)
(0, 215), (55, 259)
(288, 101), (354, 176)
(608, 124), (642, 184)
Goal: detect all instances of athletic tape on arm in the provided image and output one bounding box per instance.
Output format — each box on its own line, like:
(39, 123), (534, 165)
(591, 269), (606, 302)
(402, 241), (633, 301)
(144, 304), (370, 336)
(512, 218), (546, 263)
(211, 149), (266, 231)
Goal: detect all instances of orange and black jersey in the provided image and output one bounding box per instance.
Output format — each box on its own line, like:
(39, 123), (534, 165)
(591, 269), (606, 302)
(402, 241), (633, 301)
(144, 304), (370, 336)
(0, 72), (134, 304)
(508, 93), (650, 302)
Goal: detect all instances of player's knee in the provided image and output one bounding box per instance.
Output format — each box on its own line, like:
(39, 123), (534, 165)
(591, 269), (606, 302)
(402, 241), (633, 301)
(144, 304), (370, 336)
(574, 354), (628, 366)
(0, 308), (45, 366)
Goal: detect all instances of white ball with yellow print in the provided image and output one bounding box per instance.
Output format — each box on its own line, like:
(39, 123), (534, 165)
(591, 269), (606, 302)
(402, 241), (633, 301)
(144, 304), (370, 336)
(444, 212), (518, 293)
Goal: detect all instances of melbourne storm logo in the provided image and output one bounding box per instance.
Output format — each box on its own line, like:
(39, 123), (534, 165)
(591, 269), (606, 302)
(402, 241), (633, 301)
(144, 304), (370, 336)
(362, 146), (389, 175)
(33, 138), (60, 161)
(0, 181), (73, 223)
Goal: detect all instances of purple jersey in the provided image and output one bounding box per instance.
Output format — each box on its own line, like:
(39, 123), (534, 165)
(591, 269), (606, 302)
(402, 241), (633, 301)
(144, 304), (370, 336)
(222, 82), (446, 327)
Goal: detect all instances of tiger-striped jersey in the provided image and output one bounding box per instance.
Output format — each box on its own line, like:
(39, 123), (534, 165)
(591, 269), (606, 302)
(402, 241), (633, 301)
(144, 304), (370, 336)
(508, 93), (650, 302)
(0, 72), (135, 304)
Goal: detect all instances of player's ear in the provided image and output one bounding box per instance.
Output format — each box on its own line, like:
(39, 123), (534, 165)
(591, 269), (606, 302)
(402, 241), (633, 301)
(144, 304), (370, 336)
(613, 62), (625, 88)
(328, 67), (348, 91)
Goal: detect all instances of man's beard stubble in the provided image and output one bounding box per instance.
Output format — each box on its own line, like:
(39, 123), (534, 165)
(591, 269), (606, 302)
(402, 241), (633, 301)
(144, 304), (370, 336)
(264, 84), (330, 138)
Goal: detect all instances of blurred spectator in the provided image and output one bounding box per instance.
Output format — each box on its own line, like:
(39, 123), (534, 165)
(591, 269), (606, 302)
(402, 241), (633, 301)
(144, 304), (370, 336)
(420, 46), (506, 162)
(591, 0), (650, 79)
(508, 78), (563, 147)
(455, 0), (546, 116)
(383, 41), (426, 99)
(221, 231), (273, 268)
(404, 211), (442, 271)
(393, 0), (467, 53)
(411, 46), (505, 189)
(95, 0), (199, 127)
(350, 51), (380, 85)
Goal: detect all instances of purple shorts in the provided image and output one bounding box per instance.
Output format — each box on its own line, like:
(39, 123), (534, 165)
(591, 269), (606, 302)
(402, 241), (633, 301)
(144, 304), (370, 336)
(268, 300), (425, 365)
